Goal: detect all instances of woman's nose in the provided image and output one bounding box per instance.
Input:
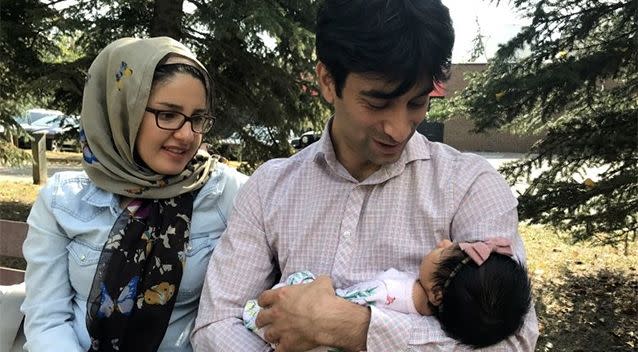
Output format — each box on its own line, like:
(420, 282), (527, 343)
(173, 120), (195, 141)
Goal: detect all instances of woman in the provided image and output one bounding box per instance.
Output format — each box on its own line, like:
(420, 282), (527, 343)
(20, 37), (246, 352)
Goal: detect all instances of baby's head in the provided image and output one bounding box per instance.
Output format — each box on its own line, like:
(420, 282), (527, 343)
(418, 239), (531, 348)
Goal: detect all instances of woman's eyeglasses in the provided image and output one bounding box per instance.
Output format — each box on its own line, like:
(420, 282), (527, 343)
(145, 107), (215, 134)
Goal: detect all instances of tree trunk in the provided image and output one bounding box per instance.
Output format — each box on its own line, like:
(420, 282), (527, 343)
(150, 0), (184, 40)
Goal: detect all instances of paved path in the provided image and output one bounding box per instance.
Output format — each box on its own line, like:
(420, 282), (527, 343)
(0, 152), (528, 184)
(0, 164), (82, 183)
(2, 151), (605, 203)
(473, 152), (525, 170)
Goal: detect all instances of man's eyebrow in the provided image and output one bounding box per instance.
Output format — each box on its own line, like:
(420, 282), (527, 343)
(360, 83), (434, 100)
(360, 89), (396, 100)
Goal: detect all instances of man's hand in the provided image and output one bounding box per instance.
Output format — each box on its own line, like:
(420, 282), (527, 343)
(256, 276), (370, 352)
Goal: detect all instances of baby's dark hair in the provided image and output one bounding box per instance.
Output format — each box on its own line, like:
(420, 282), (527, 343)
(316, 0), (454, 98)
(432, 244), (532, 348)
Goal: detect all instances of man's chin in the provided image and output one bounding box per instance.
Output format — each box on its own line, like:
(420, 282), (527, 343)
(371, 153), (402, 166)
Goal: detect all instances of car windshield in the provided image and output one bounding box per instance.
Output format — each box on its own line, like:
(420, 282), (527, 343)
(31, 114), (67, 126)
(31, 111), (63, 123)
(15, 112), (59, 124)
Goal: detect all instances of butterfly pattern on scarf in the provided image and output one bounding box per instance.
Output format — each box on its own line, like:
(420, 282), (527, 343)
(87, 192), (196, 352)
(115, 61), (133, 91)
(143, 282), (176, 306)
(80, 129), (99, 164)
(97, 276), (139, 318)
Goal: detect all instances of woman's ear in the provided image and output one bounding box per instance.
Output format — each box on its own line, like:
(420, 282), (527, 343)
(316, 62), (335, 104)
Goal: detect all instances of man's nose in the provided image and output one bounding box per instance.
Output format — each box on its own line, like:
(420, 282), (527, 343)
(382, 108), (418, 142)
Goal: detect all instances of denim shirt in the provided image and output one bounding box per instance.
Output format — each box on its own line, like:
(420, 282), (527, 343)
(21, 164), (247, 352)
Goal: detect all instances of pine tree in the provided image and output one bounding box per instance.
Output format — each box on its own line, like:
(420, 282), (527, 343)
(0, 0), (325, 169)
(456, 0), (637, 248)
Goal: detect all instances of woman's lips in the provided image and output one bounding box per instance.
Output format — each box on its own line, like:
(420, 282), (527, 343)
(161, 146), (189, 159)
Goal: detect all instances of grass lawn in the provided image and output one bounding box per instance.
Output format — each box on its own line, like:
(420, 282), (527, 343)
(0, 176), (635, 351)
(0, 182), (40, 221)
(521, 225), (637, 351)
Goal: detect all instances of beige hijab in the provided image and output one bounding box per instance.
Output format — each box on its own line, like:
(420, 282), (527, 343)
(80, 37), (214, 199)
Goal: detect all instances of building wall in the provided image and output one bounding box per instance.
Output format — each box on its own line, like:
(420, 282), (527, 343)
(439, 63), (541, 153)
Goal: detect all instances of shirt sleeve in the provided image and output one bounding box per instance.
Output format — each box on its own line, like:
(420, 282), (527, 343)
(191, 166), (278, 352)
(366, 158), (539, 351)
(367, 306), (539, 351)
(21, 175), (85, 352)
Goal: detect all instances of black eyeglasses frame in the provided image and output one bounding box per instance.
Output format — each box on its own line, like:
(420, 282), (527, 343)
(144, 107), (215, 134)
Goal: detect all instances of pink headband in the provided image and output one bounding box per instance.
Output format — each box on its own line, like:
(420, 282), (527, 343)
(439, 237), (516, 315)
(458, 237), (514, 266)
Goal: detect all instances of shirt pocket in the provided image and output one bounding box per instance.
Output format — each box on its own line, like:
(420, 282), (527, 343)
(67, 240), (102, 300)
(177, 231), (215, 299)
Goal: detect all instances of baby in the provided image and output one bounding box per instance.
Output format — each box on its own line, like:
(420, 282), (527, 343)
(243, 237), (532, 349)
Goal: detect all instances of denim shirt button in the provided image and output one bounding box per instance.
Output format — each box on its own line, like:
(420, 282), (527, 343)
(80, 255), (86, 262)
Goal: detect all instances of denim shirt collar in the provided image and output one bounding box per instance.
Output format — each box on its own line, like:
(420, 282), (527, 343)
(80, 165), (224, 216)
(81, 181), (121, 217)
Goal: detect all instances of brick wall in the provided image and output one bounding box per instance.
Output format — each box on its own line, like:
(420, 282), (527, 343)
(436, 63), (541, 153)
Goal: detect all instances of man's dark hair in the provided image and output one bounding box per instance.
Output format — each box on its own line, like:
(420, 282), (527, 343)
(432, 246), (532, 348)
(316, 0), (454, 98)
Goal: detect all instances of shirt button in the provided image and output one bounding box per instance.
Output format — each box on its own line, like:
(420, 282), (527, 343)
(80, 255), (86, 262)
(343, 231), (351, 238)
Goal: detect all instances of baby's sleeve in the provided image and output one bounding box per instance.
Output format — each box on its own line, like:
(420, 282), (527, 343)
(336, 268), (419, 314)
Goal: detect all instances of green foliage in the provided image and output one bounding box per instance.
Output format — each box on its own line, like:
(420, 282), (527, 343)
(427, 98), (456, 122)
(468, 16), (488, 63)
(0, 140), (31, 167)
(1, 0), (327, 166)
(456, 0), (637, 245)
(0, 0), (58, 164)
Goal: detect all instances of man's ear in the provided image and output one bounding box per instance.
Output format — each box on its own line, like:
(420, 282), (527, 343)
(431, 287), (443, 306)
(316, 62), (335, 104)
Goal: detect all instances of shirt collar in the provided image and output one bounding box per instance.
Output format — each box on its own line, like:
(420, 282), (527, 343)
(313, 117), (432, 184)
(81, 180), (120, 213)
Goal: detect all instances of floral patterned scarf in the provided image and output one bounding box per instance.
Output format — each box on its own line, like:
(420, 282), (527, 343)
(79, 37), (213, 198)
(86, 193), (196, 351)
(81, 37), (214, 352)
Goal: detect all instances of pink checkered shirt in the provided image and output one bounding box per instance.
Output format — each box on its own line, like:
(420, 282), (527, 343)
(192, 124), (539, 351)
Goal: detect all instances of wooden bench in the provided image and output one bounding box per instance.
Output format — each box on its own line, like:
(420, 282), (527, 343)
(0, 219), (28, 285)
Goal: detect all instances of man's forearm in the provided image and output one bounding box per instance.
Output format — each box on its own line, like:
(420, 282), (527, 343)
(316, 297), (371, 352)
(192, 318), (271, 352)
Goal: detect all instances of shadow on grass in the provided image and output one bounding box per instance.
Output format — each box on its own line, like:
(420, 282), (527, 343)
(0, 256), (26, 270)
(0, 200), (31, 222)
(535, 268), (637, 352)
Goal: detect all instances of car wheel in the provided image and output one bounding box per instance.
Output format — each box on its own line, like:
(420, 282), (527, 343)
(47, 139), (60, 152)
(301, 135), (310, 147)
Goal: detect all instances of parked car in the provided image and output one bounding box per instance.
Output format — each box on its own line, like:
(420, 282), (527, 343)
(213, 125), (293, 160)
(14, 108), (65, 125)
(291, 131), (321, 149)
(18, 114), (80, 151)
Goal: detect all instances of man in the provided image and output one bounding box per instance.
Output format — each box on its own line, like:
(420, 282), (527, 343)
(192, 0), (539, 351)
